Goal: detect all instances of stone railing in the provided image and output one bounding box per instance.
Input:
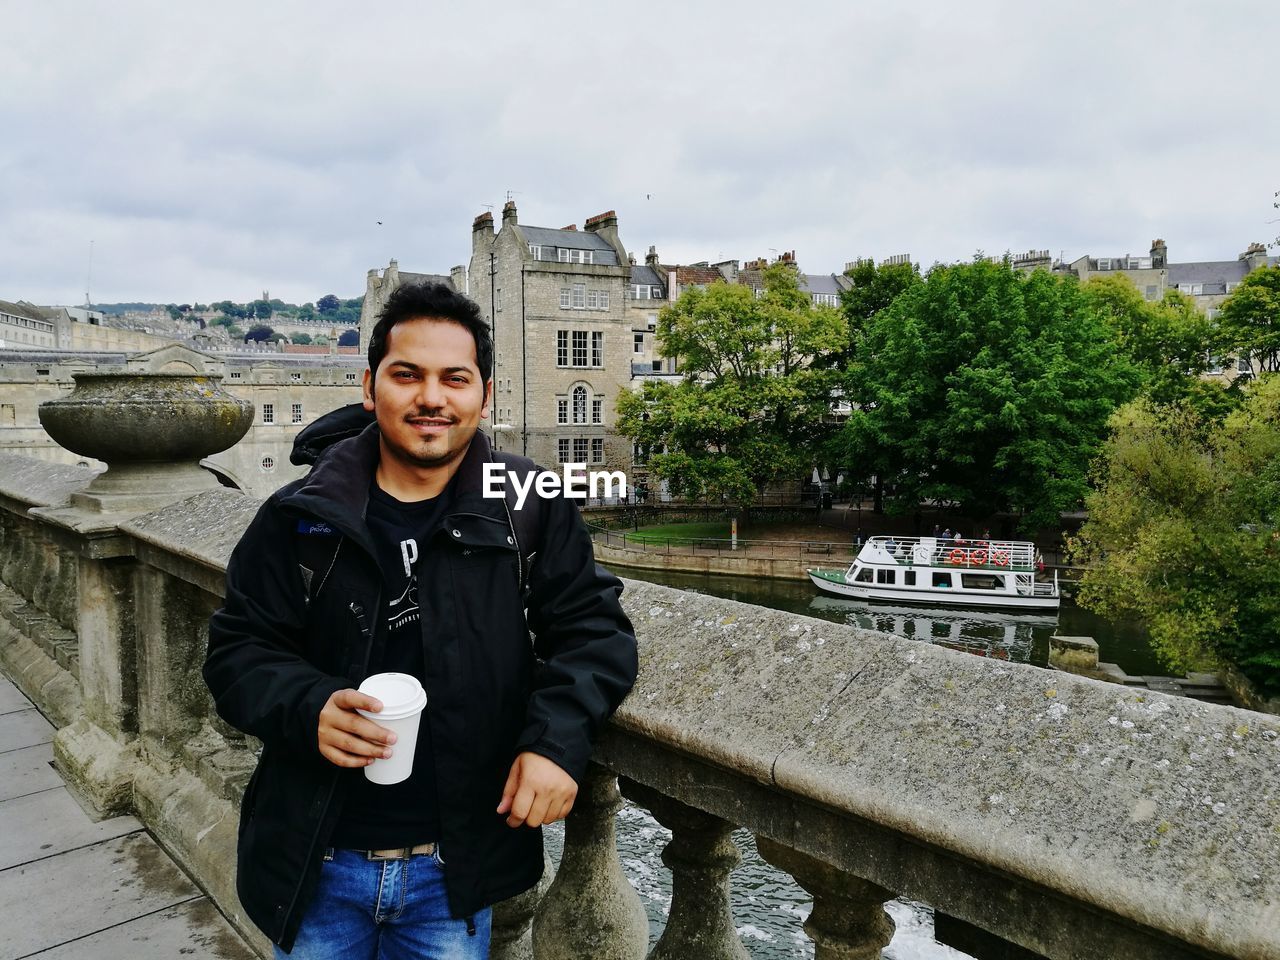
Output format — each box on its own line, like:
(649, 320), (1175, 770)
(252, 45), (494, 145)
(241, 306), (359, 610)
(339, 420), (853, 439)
(2, 452), (1278, 960)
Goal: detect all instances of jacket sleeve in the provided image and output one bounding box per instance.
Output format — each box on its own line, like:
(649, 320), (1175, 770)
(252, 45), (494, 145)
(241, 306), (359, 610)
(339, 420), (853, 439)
(203, 498), (349, 758)
(516, 493), (638, 783)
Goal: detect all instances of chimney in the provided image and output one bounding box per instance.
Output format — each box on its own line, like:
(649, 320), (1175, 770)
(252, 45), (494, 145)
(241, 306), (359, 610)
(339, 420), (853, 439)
(502, 200), (518, 225)
(645, 245), (659, 267)
(1241, 241), (1268, 271)
(1150, 238), (1167, 268)
(450, 264), (468, 295)
(472, 211), (494, 234)
(583, 209), (626, 264)
(561, 224), (578, 231)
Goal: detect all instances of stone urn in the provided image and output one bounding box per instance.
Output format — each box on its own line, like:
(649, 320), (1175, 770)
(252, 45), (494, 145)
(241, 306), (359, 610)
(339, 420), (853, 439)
(39, 371), (253, 513)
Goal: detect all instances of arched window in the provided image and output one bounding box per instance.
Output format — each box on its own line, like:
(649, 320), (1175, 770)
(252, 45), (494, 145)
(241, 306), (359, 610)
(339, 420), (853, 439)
(572, 385), (588, 424)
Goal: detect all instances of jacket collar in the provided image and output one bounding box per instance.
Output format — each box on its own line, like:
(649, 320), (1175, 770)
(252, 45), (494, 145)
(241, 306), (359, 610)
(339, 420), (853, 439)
(279, 423), (508, 553)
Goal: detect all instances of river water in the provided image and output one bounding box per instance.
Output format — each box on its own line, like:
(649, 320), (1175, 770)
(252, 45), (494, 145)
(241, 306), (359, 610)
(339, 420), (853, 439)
(578, 561), (1165, 958)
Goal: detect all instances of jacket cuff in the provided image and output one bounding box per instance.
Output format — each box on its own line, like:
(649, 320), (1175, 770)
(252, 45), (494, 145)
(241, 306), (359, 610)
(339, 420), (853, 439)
(514, 722), (586, 784)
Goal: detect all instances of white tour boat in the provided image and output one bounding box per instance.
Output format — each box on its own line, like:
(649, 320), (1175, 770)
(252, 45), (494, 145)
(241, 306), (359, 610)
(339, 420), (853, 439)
(807, 535), (1060, 610)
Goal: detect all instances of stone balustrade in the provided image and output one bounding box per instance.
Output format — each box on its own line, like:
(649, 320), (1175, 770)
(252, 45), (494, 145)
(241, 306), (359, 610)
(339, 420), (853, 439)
(2, 450), (1278, 960)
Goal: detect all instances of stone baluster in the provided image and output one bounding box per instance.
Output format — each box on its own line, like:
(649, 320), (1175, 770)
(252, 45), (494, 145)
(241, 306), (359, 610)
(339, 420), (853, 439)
(755, 837), (895, 960)
(621, 779), (749, 960)
(491, 853), (554, 960)
(532, 764), (649, 960)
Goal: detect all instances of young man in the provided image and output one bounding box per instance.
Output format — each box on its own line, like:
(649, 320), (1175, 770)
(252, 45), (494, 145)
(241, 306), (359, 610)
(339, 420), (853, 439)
(204, 282), (637, 958)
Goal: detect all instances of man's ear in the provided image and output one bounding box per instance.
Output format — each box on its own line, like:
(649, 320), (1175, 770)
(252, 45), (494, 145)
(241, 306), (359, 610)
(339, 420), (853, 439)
(481, 378), (493, 420)
(362, 368), (375, 411)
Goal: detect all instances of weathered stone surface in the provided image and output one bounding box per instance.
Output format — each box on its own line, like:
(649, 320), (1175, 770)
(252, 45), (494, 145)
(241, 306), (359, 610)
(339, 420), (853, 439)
(0, 788), (140, 869)
(0, 453), (97, 509)
(611, 578), (1280, 960)
(28, 899), (257, 960)
(0, 741), (62, 802)
(53, 717), (141, 818)
(121, 488), (263, 581)
(0, 706), (54, 752)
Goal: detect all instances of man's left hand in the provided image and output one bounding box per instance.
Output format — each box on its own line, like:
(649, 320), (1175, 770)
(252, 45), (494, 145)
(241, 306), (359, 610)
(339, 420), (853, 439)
(497, 752), (577, 828)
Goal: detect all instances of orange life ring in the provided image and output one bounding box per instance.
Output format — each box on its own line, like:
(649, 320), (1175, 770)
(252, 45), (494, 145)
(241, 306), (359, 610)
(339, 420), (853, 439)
(992, 551), (1009, 566)
(972, 549), (988, 565)
(948, 549), (965, 565)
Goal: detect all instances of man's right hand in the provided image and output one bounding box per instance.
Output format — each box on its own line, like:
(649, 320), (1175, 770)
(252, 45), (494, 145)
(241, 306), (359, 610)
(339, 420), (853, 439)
(318, 689), (397, 768)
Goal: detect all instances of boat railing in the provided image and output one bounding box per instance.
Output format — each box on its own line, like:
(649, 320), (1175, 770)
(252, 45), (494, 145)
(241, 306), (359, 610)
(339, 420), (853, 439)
(864, 535), (1039, 572)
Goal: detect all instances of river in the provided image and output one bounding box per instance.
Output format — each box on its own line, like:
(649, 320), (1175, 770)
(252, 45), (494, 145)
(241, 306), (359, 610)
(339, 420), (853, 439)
(569, 561), (1164, 958)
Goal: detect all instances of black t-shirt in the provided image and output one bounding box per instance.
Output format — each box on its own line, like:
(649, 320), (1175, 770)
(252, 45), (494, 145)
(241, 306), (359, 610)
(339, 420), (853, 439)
(329, 479), (452, 849)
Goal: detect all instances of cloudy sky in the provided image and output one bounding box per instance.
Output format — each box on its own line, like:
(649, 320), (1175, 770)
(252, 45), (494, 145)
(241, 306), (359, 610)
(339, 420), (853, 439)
(3, 1), (1277, 306)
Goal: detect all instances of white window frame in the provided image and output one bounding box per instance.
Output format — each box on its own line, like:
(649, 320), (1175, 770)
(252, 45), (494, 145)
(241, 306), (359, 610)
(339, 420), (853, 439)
(572, 331), (588, 366)
(586, 289), (598, 309)
(573, 437), (589, 462)
(557, 331), (569, 366)
(560, 288), (571, 309)
(634, 333), (644, 354)
(557, 438), (571, 462)
(262, 403), (274, 424)
(291, 402), (303, 423)
(599, 290), (609, 310)
(591, 438), (604, 464)
(558, 248), (570, 263)
(592, 398), (602, 424)
(572, 386), (588, 424)
(557, 398), (569, 424)
(591, 331), (603, 367)
(572, 284), (586, 309)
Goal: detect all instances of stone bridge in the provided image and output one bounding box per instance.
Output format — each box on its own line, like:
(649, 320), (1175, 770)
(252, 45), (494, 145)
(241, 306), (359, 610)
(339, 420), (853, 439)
(0, 363), (1276, 959)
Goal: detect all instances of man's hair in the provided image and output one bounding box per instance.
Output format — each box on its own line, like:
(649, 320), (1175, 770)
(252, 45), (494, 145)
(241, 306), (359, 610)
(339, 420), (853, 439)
(368, 282), (493, 383)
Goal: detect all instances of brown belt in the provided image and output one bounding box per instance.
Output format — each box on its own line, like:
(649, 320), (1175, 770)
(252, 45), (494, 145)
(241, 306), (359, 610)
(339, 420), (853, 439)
(361, 842), (437, 861)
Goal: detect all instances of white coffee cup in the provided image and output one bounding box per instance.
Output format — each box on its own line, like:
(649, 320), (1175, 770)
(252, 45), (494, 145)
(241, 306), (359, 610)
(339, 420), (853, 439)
(355, 672), (427, 785)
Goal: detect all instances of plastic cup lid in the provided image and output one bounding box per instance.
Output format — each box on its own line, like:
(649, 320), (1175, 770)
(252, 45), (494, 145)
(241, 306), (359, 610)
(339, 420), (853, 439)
(357, 672), (427, 720)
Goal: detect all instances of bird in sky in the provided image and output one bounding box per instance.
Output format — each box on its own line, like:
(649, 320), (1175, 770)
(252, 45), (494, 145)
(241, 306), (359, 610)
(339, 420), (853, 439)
(376, 221), (383, 226)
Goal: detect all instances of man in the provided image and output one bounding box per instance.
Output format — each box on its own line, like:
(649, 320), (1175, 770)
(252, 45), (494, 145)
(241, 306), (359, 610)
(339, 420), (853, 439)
(204, 282), (637, 958)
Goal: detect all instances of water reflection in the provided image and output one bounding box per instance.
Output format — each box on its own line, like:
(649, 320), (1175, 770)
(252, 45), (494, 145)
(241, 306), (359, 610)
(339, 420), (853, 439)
(806, 596), (1056, 665)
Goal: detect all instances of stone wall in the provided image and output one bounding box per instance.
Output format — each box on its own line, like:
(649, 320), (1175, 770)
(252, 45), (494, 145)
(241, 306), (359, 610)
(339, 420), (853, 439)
(1, 451), (1277, 960)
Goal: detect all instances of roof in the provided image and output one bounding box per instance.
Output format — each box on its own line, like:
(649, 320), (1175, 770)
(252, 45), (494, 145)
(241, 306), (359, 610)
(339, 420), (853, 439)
(801, 273), (844, 296)
(674, 265), (724, 286)
(0, 300), (51, 322)
(629, 265), (663, 286)
(396, 271), (455, 291)
(520, 226), (619, 265)
(1166, 260), (1252, 286)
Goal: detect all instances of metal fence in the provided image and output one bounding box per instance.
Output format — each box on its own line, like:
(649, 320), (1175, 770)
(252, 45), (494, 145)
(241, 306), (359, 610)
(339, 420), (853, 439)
(588, 524), (857, 562)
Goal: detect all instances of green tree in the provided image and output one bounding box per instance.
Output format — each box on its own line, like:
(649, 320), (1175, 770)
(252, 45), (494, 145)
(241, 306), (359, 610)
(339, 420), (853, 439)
(1080, 274), (1238, 419)
(296, 304), (315, 322)
(1218, 265), (1280, 377)
(317, 294), (341, 315)
(290, 332), (313, 345)
(338, 328), (359, 347)
(253, 299), (273, 320)
(834, 258), (1141, 530)
(839, 258), (923, 342)
(245, 324), (275, 343)
(1072, 377), (1280, 694)
(616, 263), (846, 512)
(166, 304), (182, 321)
(227, 324), (244, 339)
(210, 315), (234, 329)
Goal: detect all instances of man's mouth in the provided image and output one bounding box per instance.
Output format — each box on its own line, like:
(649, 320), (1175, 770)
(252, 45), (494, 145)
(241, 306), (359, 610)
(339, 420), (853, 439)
(406, 416), (455, 432)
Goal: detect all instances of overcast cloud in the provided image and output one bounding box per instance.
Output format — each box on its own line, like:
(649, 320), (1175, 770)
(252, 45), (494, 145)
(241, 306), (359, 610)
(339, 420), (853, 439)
(3, 0), (1277, 305)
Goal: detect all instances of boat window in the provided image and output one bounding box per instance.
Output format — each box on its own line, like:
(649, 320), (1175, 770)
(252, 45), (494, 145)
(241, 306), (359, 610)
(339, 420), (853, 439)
(903, 570), (916, 586)
(931, 572), (952, 588)
(854, 567), (873, 583)
(960, 573), (1006, 590)
(875, 568), (895, 585)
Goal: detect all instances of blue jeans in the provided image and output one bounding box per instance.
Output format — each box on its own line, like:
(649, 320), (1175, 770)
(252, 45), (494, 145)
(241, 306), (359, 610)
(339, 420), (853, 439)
(277, 847), (492, 959)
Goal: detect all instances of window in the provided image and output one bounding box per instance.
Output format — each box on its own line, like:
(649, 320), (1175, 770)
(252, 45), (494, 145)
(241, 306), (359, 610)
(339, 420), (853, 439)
(632, 285), (649, 300)
(290, 372), (301, 381)
(572, 331), (588, 366)
(262, 403), (274, 424)
(634, 333), (644, 354)
(261, 456), (275, 471)
(599, 291), (609, 310)
(1238, 355), (1252, 375)
(875, 569), (896, 585)
(586, 289), (599, 309)
(560, 288), (571, 309)
(495, 287), (502, 311)
(592, 398), (602, 423)
(529, 243), (542, 260)
(558, 438), (570, 462)
(291, 403), (303, 423)
(1145, 285), (1158, 299)
(230, 371), (242, 379)
(572, 285), (586, 309)
(573, 438), (589, 462)
(960, 573), (1006, 591)
(557, 331), (569, 366)
(0, 404), (15, 426)
(572, 386), (588, 424)
(633, 442), (647, 464)
(853, 567), (873, 583)
(1206, 353), (1225, 375)
(652, 360), (662, 371)
(558, 248), (570, 263)
(903, 571), (917, 586)
(591, 331), (603, 367)
(591, 438), (604, 463)
(931, 571), (952, 588)
(345, 372), (357, 381)
(557, 399), (568, 424)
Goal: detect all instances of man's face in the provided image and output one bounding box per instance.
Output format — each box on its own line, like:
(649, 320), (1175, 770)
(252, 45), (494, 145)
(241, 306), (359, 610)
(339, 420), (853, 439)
(362, 317), (492, 473)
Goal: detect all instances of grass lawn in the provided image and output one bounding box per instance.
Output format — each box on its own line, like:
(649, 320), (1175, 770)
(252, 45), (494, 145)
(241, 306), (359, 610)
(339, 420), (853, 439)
(625, 521), (730, 543)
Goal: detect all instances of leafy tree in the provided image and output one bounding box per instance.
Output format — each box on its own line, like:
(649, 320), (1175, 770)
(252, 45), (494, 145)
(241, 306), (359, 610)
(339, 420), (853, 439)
(338, 328), (360, 347)
(269, 332), (289, 344)
(1072, 377), (1280, 694)
(1080, 274), (1239, 419)
(290, 332), (313, 345)
(616, 263), (846, 513)
(839, 258), (923, 343)
(252, 299), (273, 320)
(166, 304), (182, 321)
(244, 324), (275, 343)
(834, 258), (1141, 530)
(1218, 265), (1280, 377)
(210, 315), (234, 328)
(227, 324), (244, 339)
(296, 304), (315, 322)
(317, 294), (341, 315)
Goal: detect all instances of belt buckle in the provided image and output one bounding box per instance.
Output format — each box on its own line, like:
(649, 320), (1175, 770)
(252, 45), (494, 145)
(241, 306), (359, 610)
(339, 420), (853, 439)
(366, 847), (411, 861)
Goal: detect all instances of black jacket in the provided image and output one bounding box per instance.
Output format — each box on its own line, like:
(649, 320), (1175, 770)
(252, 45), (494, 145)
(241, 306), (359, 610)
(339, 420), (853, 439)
(203, 425), (637, 951)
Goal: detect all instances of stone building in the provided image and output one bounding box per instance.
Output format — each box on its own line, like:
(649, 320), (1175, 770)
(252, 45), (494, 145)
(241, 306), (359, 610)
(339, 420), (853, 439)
(358, 258), (467, 353)
(0, 300), (58, 350)
(469, 203), (634, 471)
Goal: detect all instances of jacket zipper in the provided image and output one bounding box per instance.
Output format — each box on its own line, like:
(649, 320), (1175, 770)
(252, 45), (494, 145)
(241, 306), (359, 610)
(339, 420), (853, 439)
(279, 595), (379, 944)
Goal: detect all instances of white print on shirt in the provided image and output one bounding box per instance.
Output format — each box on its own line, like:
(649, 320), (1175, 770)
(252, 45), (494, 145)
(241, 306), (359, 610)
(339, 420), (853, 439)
(388, 538), (420, 631)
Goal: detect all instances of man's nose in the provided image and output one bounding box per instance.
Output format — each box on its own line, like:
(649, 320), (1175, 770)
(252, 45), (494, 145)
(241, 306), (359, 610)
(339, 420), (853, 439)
(416, 377), (446, 409)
